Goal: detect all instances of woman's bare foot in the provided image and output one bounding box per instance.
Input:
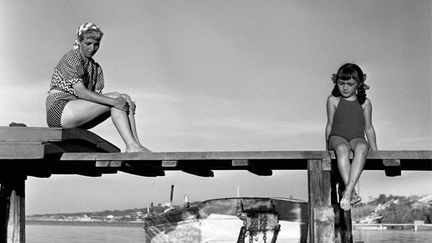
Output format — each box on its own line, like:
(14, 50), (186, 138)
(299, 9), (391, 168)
(139, 145), (151, 152)
(125, 144), (146, 153)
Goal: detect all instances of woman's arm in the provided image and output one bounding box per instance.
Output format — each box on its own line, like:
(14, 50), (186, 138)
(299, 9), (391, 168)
(325, 96), (337, 150)
(363, 98), (378, 151)
(73, 82), (128, 111)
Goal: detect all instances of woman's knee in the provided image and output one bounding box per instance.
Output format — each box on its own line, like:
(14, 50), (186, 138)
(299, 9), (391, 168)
(104, 92), (122, 99)
(120, 93), (131, 100)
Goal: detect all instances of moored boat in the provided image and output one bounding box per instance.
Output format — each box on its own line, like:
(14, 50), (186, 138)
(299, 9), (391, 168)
(143, 197), (308, 243)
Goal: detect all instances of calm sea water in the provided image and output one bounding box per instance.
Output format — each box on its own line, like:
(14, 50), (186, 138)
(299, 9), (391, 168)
(352, 229), (432, 243)
(27, 223), (145, 243)
(26, 222), (432, 243)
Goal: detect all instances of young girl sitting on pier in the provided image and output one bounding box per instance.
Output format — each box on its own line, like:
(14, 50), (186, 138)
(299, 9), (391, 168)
(325, 63), (377, 211)
(46, 23), (148, 153)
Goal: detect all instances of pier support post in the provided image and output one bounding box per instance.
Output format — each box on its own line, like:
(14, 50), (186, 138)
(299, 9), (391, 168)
(308, 158), (335, 243)
(0, 175), (25, 243)
(333, 176), (353, 243)
(330, 160), (353, 243)
(339, 210), (353, 243)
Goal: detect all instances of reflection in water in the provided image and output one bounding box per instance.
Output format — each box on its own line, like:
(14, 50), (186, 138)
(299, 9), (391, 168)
(354, 229), (432, 243)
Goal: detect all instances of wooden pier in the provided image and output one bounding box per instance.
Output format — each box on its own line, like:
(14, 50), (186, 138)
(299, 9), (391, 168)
(1, 126), (431, 242)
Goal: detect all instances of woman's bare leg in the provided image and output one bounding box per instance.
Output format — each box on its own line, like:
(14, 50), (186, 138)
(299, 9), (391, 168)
(120, 94), (150, 151)
(61, 94), (144, 152)
(127, 111), (150, 151)
(110, 107), (144, 152)
(120, 95), (141, 145)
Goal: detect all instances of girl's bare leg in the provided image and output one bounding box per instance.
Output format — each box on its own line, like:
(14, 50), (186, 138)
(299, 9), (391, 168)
(344, 143), (368, 198)
(333, 144), (351, 187)
(332, 143), (352, 210)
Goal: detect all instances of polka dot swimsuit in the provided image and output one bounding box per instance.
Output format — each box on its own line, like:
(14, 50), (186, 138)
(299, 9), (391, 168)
(46, 49), (104, 127)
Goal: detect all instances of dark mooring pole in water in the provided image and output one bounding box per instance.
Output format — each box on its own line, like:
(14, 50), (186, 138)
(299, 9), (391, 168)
(170, 185), (174, 206)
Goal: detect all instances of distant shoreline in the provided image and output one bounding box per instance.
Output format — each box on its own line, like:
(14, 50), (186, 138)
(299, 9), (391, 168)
(26, 219), (143, 228)
(26, 220), (432, 231)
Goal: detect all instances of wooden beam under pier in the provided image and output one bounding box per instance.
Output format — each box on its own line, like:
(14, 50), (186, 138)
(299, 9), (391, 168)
(59, 150), (432, 173)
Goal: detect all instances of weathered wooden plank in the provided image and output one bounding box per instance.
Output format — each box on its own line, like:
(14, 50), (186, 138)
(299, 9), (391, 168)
(61, 129), (120, 153)
(26, 171), (52, 178)
(232, 159), (249, 166)
(161, 160), (177, 167)
(61, 151), (331, 161)
(181, 168), (214, 177)
(59, 151), (432, 172)
(247, 168), (273, 176)
(61, 150), (432, 162)
(383, 159), (401, 166)
(120, 163), (165, 177)
(77, 171), (103, 177)
(339, 210), (353, 243)
(0, 126), (62, 142)
(43, 143), (66, 155)
(383, 159), (402, 177)
(95, 161), (122, 168)
(0, 127), (120, 153)
(322, 156), (332, 171)
(0, 143), (45, 160)
(363, 150), (432, 160)
(335, 181), (353, 243)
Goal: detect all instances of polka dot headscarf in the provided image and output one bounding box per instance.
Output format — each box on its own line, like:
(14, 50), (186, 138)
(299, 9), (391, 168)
(73, 22), (103, 49)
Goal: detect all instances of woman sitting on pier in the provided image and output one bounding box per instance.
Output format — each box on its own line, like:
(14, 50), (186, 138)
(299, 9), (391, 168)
(46, 23), (148, 153)
(325, 63), (378, 211)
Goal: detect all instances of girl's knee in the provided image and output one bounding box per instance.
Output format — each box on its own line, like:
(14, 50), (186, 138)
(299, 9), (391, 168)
(354, 143), (369, 153)
(334, 144), (350, 155)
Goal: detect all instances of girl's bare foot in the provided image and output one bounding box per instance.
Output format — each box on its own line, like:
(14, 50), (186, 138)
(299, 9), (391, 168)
(351, 190), (362, 205)
(340, 191), (352, 211)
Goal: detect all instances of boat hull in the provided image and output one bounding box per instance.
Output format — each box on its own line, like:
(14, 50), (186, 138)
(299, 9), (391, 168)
(144, 197), (308, 243)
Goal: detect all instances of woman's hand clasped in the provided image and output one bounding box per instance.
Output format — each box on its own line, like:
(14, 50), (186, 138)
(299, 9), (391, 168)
(113, 97), (129, 112)
(120, 94), (136, 115)
(129, 101), (136, 115)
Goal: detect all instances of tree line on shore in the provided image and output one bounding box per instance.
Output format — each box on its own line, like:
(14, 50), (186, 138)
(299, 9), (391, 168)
(351, 194), (432, 224)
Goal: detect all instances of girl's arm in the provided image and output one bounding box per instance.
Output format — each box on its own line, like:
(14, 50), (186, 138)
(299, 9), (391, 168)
(72, 82), (128, 111)
(363, 98), (378, 151)
(325, 96), (337, 150)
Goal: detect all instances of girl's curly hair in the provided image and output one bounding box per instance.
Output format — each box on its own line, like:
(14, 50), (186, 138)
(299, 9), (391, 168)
(331, 63), (368, 105)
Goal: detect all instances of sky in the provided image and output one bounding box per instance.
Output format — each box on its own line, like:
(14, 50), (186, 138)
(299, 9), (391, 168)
(0, 0), (431, 215)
